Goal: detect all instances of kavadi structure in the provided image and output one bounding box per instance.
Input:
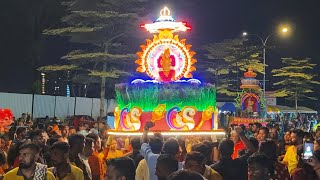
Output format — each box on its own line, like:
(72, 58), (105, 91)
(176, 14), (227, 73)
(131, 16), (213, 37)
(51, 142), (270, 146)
(108, 7), (224, 136)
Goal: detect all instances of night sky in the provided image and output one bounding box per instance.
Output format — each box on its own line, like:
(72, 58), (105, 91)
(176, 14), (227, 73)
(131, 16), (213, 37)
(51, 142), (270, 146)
(0, 0), (319, 107)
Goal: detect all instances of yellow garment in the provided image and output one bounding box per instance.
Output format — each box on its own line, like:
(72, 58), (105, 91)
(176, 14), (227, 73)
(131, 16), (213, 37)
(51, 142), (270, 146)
(314, 123), (320, 131)
(185, 138), (198, 153)
(49, 165), (84, 180)
(97, 153), (104, 161)
(135, 159), (149, 180)
(4, 167), (56, 180)
(283, 145), (298, 174)
(186, 143), (193, 153)
(106, 150), (123, 160)
(203, 165), (222, 180)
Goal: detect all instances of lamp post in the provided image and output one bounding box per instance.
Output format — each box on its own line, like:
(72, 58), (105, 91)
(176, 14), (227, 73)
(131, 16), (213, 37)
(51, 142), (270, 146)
(242, 26), (289, 117)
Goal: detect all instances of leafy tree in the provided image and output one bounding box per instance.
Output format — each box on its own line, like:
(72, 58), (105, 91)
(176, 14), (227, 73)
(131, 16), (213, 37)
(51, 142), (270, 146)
(0, 0), (64, 92)
(41, 0), (147, 118)
(203, 38), (264, 97)
(272, 57), (320, 109)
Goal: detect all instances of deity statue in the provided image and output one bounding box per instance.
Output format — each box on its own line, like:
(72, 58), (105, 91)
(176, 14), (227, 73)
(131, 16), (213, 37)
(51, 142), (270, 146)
(246, 97), (254, 113)
(157, 48), (176, 82)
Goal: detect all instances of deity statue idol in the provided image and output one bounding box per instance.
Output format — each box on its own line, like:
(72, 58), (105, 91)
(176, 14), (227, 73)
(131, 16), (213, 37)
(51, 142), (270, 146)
(246, 97), (254, 113)
(157, 48), (176, 82)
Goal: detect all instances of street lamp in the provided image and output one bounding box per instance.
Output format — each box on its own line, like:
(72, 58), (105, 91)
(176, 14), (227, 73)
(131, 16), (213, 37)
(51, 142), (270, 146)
(282, 28), (288, 33)
(242, 26), (289, 117)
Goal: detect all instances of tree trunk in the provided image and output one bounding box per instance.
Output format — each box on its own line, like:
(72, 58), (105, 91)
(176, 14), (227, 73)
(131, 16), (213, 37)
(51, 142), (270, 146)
(71, 84), (76, 97)
(99, 62), (107, 120)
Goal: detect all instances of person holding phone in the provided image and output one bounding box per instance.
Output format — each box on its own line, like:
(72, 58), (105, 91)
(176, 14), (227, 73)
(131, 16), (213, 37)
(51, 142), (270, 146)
(291, 146), (320, 180)
(303, 141), (314, 160)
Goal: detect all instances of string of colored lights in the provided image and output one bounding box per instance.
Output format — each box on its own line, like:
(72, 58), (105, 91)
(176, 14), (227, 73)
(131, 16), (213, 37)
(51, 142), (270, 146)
(107, 131), (225, 136)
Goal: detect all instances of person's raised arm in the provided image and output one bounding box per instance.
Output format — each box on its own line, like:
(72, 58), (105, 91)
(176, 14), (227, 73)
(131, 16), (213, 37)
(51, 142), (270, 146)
(140, 121), (156, 161)
(177, 137), (187, 162)
(103, 135), (112, 161)
(142, 121), (155, 143)
(235, 126), (257, 153)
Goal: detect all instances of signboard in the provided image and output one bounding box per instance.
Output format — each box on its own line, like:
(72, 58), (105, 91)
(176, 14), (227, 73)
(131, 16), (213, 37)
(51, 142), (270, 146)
(265, 91), (277, 106)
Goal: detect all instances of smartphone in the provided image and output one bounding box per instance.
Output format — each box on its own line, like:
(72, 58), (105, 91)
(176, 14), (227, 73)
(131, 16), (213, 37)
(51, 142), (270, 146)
(303, 141), (314, 160)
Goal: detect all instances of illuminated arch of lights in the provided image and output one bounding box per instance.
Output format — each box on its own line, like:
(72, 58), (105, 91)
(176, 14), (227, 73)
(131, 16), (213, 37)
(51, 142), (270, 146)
(136, 7), (196, 82)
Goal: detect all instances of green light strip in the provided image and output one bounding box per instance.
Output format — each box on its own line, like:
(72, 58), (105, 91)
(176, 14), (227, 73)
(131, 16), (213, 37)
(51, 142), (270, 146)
(115, 82), (216, 111)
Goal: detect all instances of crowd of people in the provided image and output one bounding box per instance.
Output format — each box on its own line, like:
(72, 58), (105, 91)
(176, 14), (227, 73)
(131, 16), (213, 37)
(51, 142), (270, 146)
(0, 113), (320, 180)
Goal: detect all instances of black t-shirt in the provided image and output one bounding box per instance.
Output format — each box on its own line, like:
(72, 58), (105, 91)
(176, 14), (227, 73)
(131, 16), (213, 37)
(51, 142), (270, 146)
(210, 157), (247, 180)
(129, 150), (144, 168)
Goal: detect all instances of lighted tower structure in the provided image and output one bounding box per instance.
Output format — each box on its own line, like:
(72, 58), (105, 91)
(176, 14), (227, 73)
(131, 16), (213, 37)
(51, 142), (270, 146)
(109, 7), (223, 136)
(232, 68), (266, 124)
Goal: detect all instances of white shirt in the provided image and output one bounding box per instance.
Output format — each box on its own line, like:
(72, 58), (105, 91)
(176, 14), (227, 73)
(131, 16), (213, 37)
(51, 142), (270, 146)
(79, 154), (92, 179)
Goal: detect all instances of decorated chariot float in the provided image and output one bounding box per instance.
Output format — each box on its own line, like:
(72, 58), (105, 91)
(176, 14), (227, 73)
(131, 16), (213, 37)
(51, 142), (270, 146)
(108, 7), (224, 136)
(232, 68), (267, 125)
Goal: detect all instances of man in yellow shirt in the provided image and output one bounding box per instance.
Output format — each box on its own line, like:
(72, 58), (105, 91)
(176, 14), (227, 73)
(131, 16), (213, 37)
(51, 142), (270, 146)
(184, 151), (222, 180)
(136, 159), (150, 180)
(4, 142), (56, 180)
(282, 129), (304, 174)
(49, 142), (84, 180)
